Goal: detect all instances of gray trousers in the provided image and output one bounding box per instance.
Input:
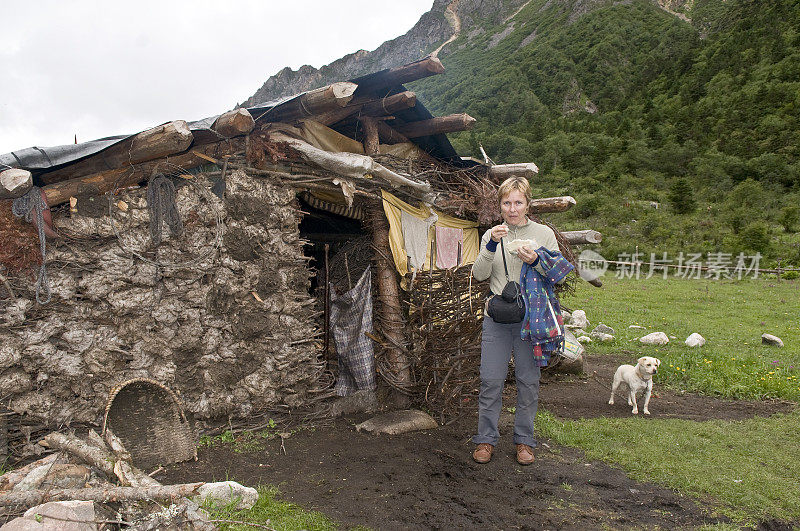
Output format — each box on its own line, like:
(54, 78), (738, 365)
(472, 315), (541, 447)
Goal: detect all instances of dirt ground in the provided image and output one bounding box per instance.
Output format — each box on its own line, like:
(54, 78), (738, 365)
(163, 355), (797, 530)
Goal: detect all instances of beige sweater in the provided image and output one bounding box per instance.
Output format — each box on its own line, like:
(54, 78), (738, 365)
(471, 218), (561, 296)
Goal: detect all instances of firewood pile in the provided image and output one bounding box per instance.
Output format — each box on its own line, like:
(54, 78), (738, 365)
(0, 428), (255, 530)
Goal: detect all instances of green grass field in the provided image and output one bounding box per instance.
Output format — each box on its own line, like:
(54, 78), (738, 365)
(539, 275), (800, 525)
(564, 275), (800, 400)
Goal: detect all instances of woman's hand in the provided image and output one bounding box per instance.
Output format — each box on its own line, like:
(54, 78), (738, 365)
(517, 245), (538, 264)
(490, 224), (509, 242)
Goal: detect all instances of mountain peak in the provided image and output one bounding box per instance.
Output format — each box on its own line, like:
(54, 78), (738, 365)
(242, 0), (531, 106)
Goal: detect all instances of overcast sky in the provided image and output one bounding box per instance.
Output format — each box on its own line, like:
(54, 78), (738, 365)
(0, 0), (433, 156)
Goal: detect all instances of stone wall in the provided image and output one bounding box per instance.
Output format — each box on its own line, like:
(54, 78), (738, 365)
(0, 170), (323, 426)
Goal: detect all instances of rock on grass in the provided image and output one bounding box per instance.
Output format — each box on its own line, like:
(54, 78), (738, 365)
(761, 334), (784, 347)
(639, 332), (669, 346)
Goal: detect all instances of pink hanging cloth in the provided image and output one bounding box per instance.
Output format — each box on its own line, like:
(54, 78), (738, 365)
(435, 226), (463, 269)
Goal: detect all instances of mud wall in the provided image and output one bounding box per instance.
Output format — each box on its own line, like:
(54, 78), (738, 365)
(0, 170), (323, 426)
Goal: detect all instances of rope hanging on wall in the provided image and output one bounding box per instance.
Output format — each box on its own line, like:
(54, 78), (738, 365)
(146, 173), (183, 246)
(11, 186), (51, 304)
(109, 164), (223, 269)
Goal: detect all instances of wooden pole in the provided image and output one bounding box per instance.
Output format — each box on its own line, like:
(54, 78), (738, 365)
(528, 196), (576, 214)
(258, 82), (357, 123)
(40, 121), (194, 184)
(368, 206), (411, 393)
(316, 91), (417, 126)
(0, 168), (33, 199)
(392, 113), (476, 138)
(362, 91), (417, 116)
(489, 162), (539, 179)
(212, 108), (256, 137)
(353, 57), (444, 96)
(323, 243), (330, 356)
(41, 138), (243, 206)
(375, 121), (410, 144)
(359, 116), (380, 156)
(0, 483), (204, 506)
(0, 454), (60, 492)
(562, 229), (602, 245)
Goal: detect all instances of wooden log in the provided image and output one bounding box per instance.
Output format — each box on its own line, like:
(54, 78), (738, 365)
(40, 432), (117, 482)
(528, 196), (576, 214)
(40, 121), (194, 184)
(392, 113), (476, 138)
(0, 168), (33, 199)
(0, 483), (204, 507)
(489, 162), (539, 179)
(353, 57), (444, 95)
(259, 82), (357, 123)
(103, 429), (160, 488)
(375, 121), (410, 145)
(317, 91), (417, 126)
(212, 108), (255, 138)
(362, 91), (417, 117)
(41, 431), (159, 488)
(368, 207), (411, 391)
(41, 138), (243, 206)
(562, 229), (603, 245)
(0, 454), (61, 492)
(271, 133), (432, 194)
(359, 116), (380, 156)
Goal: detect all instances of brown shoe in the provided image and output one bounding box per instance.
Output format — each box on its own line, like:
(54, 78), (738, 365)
(516, 444), (535, 465)
(472, 443), (494, 463)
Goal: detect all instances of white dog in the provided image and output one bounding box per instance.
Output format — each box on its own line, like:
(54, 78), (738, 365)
(608, 356), (661, 415)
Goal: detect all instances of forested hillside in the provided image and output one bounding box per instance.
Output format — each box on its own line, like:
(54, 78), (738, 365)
(410, 0), (800, 269)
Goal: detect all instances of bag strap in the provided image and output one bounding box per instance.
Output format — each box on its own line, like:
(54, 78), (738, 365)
(499, 237), (511, 282)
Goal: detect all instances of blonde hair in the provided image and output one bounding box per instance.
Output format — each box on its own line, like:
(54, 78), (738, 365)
(497, 176), (532, 205)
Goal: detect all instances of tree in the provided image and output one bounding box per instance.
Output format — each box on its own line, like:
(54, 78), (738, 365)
(779, 205), (799, 232)
(668, 177), (696, 214)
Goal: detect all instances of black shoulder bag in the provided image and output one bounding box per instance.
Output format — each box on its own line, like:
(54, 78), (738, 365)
(487, 238), (526, 324)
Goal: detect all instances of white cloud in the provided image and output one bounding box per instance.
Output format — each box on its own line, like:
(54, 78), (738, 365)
(0, 0), (433, 154)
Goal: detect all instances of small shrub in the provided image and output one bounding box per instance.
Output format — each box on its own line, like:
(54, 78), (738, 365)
(739, 221), (771, 254)
(779, 205), (799, 232)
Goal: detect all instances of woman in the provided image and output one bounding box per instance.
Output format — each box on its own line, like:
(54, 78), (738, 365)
(470, 176), (565, 465)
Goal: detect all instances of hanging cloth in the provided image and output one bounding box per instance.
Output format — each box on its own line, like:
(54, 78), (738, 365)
(435, 225), (463, 269)
(329, 267), (377, 396)
(400, 209), (437, 281)
(381, 190), (480, 277)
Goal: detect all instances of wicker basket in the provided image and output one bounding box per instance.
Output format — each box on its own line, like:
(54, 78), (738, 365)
(102, 378), (197, 470)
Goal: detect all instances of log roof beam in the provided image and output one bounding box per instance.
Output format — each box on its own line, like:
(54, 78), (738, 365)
(392, 113), (476, 139)
(352, 56), (444, 96)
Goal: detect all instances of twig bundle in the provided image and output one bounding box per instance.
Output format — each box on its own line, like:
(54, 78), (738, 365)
(404, 267), (488, 420)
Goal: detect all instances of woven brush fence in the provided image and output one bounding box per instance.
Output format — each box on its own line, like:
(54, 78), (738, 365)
(405, 266), (488, 420)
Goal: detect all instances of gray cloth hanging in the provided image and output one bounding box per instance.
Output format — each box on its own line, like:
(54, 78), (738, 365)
(330, 267), (376, 396)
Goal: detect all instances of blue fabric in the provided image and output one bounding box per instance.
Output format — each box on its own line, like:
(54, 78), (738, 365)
(485, 239), (498, 252)
(519, 247), (574, 366)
